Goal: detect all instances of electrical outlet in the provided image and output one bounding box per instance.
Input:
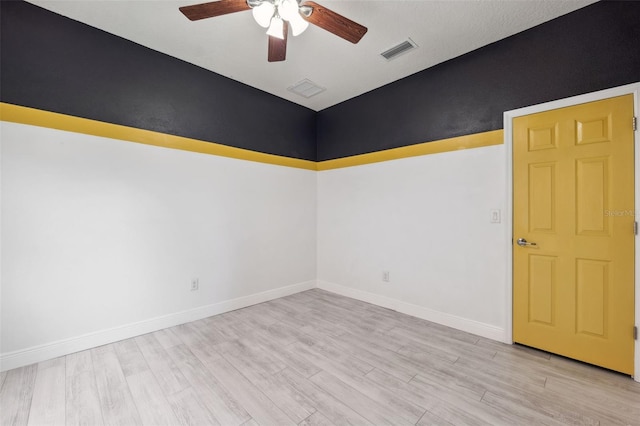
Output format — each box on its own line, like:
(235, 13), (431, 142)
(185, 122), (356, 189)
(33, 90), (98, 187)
(382, 271), (390, 282)
(191, 278), (199, 291)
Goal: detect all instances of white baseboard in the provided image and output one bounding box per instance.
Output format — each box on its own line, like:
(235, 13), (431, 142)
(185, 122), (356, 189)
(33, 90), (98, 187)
(317, 280), (506, 342)
(2, 279), (508, 372)
(0, 280), (316, 372)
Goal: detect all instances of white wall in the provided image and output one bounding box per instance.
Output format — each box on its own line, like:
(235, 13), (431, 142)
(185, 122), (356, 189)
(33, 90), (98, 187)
(0, 120), (515, 370)
(317, 145), (508, 340)
(0, 122), (317, 369)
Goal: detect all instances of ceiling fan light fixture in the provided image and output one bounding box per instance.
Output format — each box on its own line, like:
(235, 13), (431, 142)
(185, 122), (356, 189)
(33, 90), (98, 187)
(288, 13), (309, 36)
(252, 1), (275, 28)
(278, 0), (297, 20)
(276, 0), (308, 36)
(266, 16), (285, 39)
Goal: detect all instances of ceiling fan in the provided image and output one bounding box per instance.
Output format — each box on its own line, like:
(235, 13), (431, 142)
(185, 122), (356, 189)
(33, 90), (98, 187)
(179, 0), (368, 62)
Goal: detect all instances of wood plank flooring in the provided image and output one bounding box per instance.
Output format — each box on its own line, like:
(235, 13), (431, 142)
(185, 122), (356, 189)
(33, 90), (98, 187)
(1, 289), (639, 425)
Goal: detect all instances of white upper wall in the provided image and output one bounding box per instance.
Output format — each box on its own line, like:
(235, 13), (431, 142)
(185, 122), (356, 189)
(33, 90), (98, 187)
(1, 122), (317, 355)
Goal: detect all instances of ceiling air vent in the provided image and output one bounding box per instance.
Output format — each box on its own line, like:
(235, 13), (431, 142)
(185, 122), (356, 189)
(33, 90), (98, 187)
(288, 79), (326, 98)
(380, 38), (418, 61)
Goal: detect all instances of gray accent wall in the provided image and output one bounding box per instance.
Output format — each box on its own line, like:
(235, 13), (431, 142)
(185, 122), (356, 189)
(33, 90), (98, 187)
(316, 1), (640, 161)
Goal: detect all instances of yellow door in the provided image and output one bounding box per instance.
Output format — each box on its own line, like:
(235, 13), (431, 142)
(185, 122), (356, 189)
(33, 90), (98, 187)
(513, 94), (635, 374)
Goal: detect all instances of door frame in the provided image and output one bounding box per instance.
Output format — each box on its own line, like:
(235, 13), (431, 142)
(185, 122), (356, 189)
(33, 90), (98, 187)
(504, 82), (640, 381)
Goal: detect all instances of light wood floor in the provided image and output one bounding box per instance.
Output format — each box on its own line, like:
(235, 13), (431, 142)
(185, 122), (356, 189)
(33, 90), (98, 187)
(1, 289), (639, 426)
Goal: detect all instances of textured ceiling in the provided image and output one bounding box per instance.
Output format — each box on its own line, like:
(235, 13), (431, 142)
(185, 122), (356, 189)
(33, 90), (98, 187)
(27, 0), (597, 111)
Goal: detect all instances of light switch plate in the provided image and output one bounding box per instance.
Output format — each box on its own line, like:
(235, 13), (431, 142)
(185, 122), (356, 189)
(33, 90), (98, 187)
(490, 209), (501, 224)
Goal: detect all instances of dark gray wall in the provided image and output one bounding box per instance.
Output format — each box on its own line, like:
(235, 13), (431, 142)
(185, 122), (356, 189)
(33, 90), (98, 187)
(0, 0), (317, 161)
(2, 1), (639, 162)
(316, 0), (640, 161)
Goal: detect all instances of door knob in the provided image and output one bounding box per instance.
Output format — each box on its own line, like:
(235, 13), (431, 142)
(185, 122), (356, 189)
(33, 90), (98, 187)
(517, 238), (537, 247)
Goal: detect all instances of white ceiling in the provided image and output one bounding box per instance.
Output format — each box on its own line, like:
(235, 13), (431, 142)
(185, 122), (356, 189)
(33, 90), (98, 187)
(27, 0), (597, 111)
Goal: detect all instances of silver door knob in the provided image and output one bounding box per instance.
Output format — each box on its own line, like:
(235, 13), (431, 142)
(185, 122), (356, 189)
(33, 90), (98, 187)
(517, 238), (537, 247)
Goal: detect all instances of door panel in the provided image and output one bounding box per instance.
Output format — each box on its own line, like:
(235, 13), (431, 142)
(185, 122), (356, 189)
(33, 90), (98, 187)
(575, 157), (609, 235)
(575, 258), (609, 337)
(528, 254), (556, 326)
(513, 94), (635, 375)
(529, 163), (556, 233)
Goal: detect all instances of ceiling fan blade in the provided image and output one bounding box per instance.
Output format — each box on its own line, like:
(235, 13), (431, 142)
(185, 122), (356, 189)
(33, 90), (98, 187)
(179, 0), (250, 21)
(268, 22), (288, 62)
(301, 1), (367, 44)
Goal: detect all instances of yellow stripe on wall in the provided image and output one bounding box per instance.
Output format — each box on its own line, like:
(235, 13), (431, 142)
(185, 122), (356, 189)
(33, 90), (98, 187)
(1, 102), (503, 170)
(317, 130), (504, 171)
(0, 102), (317, 171)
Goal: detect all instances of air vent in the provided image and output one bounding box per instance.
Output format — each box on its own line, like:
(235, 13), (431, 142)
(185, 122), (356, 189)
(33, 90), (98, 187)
(380, 38), (418, 61)
(288, 79), (326, 98)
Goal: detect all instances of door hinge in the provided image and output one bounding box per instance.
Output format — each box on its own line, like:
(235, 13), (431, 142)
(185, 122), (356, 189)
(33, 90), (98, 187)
(635, 326), (638, 340)
(634, 116), (638, 131)
(635, 221), (638, 235)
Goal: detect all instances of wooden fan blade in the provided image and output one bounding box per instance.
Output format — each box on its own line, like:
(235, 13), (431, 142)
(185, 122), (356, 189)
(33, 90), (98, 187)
(179, 0), (250, 21)
(301, 1), (367, 44)
(268, 22), (288, 62)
